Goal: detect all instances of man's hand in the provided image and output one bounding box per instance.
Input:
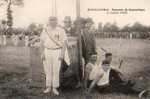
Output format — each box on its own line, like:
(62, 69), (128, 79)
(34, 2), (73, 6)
(58, 55), (64, 61)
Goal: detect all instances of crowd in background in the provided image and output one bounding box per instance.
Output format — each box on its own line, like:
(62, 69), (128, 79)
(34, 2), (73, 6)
(0, 16), (150, 47)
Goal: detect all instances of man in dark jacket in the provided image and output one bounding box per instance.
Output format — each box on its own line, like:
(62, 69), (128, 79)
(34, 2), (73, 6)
(82, 18), (97, 65)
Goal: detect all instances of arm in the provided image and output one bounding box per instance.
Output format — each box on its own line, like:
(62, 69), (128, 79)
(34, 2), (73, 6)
(40, 29), (46, 60)
(59, 29), (68, 60)
(87, 73), (103, 93)
(60, 40), (67, 59)
(84, 64), (92, 89)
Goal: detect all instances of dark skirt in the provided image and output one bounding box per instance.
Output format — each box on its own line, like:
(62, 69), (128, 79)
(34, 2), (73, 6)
(59, 60), (78, 89)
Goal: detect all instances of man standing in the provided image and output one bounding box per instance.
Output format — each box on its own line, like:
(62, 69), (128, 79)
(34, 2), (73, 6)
(82, 18), (97, 65)
(63, 16), (75, 36)
(40, 17), (68, 95)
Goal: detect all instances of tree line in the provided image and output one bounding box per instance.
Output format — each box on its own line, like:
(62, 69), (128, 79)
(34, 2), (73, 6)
(96, 22), (150, 39)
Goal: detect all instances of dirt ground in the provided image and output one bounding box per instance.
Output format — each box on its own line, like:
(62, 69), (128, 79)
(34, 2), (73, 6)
(0, 38), (150, 99)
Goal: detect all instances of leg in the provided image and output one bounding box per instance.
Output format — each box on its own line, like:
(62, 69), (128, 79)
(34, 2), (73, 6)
(109, 70), (148, 98)
(43, 49), (52, 93)
(60, 63), (78, 89)
(109, 69), (124, 85)
(88, 74), (103, 93)
(113, 83), (140, 95)
(96, 84), (112, 93)
(52, 49), (61, 95)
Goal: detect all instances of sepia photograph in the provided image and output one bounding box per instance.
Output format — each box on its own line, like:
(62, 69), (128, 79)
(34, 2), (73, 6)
(0, 0), (150, 99)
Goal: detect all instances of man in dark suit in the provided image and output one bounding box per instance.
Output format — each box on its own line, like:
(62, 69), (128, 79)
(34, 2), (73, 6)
(81, 18), (97, 65)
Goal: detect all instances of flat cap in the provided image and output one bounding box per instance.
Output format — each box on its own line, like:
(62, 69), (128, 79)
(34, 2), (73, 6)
(49, 16), (57, 21)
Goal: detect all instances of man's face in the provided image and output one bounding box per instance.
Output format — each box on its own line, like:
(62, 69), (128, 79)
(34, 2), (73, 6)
(64, 21), (71, 28)
(85, 22), (92, 29)
(106, 56), (112, 63)
(90, 56), (97, 64)
(102, 64), (110, 72)
(49, 19), (57, 28)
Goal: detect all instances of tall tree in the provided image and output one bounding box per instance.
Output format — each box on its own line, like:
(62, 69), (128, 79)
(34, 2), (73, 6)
(131, 22), (148, 32)
(0, 20), (7, 35)
(0, 1), (5, 7)
(121, 24), (131, 32)
(2, 0), (24, 28)
(110, 22), (119, 32)
(28, 23), (37, 32)
(103, 22), (112, 32)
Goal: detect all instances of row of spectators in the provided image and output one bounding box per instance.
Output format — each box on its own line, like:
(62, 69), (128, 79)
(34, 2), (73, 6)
(0, 17), (150, 39)
(95, 32), (150, 39)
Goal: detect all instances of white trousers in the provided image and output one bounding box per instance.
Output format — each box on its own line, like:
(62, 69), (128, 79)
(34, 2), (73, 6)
(43, 48), (61, 88)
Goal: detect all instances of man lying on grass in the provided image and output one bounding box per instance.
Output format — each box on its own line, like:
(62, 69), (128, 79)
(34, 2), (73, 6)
(85, 53), (148, 98)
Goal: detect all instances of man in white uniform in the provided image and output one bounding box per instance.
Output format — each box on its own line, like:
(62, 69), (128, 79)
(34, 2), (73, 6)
(40, 17), (68, 95)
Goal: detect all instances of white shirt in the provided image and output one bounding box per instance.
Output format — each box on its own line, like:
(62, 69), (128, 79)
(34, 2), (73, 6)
(97, 66), (110, 86)
(89, 64), (103, 81)
(40, 25), (70, 65)
(89, 63), (110, 86)
(40, 26), (67, 49)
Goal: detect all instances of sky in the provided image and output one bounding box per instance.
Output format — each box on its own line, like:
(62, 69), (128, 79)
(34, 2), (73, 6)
(0, 0), (150, 28)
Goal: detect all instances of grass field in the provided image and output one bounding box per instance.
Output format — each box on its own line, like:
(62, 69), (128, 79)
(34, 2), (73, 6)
(0, 38), (150, 99)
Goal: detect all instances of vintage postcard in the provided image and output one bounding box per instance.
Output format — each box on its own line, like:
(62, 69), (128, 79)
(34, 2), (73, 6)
(0, 0), (150, 99)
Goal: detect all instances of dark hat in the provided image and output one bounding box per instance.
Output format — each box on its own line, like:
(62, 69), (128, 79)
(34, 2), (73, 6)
(64, 16), (71, 23)
(74, 17), (86, 25)
(105, 53), (112, 57)
(89, 54), (97, 62)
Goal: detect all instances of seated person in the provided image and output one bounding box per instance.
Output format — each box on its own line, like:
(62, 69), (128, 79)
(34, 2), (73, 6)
(59, 60), (79, 90)
(87, 53), (148, 98)
(85, 54), (98, 89)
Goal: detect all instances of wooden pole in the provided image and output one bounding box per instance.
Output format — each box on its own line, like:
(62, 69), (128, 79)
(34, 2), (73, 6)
(76, 0), (80, 18)
(51, 0), (57, 16)
(76, 0), (84, 86)
(55, 0), (57, 17)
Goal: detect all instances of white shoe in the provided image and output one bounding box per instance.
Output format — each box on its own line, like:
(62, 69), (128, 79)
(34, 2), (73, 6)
(53, 88), (59, 96)
(138, 89), (148, 98)
(43, 87), (51, 94)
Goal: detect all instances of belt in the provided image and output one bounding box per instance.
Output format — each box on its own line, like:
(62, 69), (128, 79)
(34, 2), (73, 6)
(45, 47), (62, 50)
